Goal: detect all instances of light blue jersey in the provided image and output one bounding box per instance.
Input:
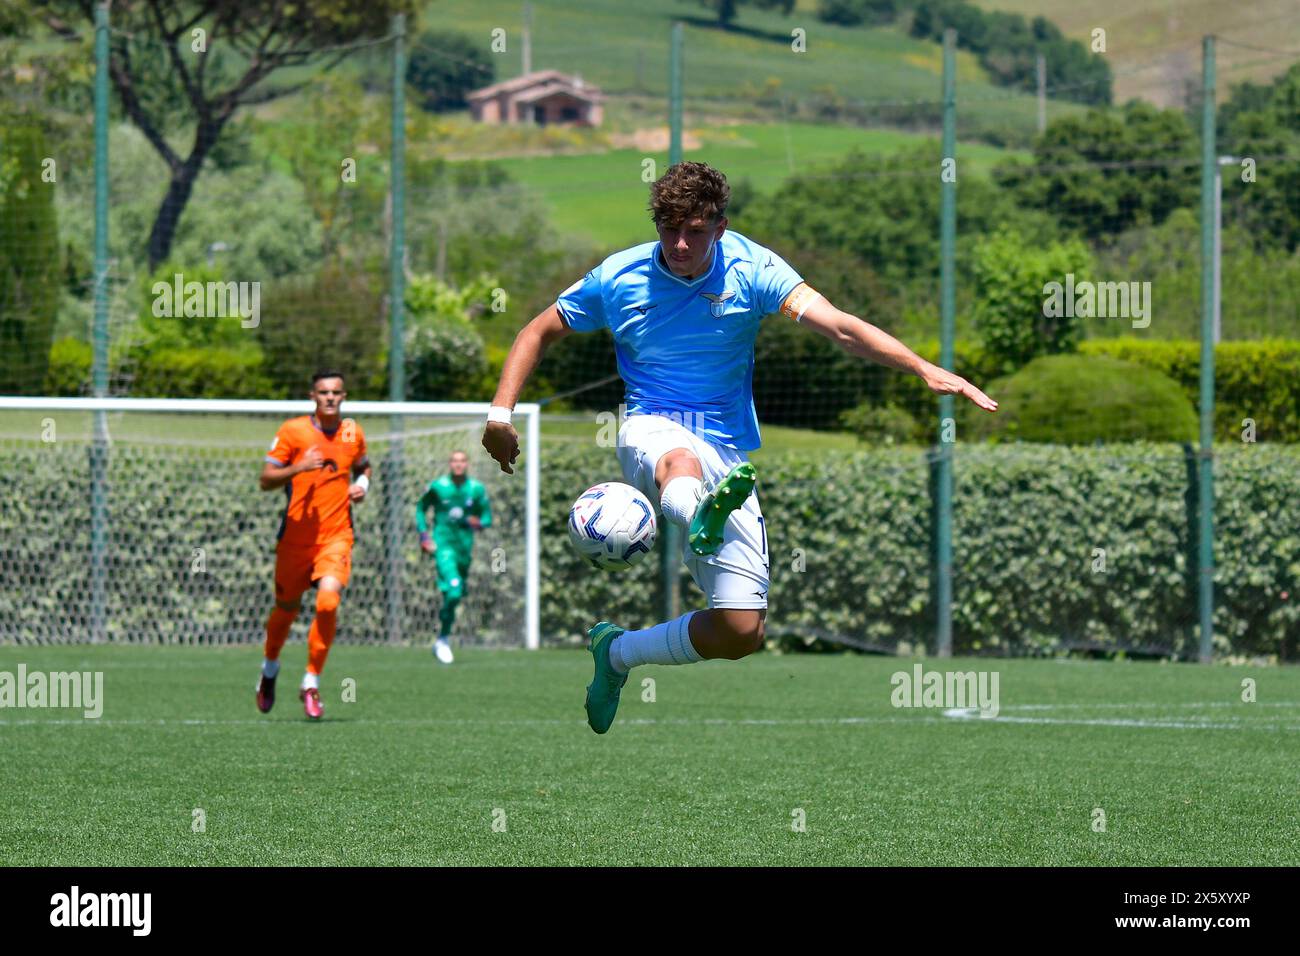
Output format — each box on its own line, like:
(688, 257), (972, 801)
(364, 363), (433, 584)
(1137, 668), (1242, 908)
(556, 230), (803, 451)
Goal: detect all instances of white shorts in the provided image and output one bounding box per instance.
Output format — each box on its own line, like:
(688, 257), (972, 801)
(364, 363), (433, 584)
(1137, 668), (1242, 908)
(615, 413), (770, 610)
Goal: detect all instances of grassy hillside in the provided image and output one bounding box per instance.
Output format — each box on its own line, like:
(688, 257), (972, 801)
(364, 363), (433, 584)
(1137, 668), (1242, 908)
(488, 121), (1024, 247)
(419, 0), (1058, 135)
(972, 0), (1300, 107)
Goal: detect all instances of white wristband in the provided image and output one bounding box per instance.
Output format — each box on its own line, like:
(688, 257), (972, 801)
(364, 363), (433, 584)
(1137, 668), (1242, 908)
(353, 474), (370, 492)
(487, 405), (513, 425)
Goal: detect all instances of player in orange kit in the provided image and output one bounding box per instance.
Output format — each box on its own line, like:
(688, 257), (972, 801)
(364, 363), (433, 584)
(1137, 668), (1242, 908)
(255, 370), (372, 720)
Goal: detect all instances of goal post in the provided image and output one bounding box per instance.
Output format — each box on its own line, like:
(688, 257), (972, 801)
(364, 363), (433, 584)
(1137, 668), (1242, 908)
(0, 397), (541, 650)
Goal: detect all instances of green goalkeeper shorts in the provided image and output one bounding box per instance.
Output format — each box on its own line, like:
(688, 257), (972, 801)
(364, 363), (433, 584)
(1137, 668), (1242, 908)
(435, 545), (472, 599)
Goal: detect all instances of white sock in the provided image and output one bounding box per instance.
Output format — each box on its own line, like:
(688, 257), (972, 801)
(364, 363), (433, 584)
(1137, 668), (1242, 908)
(301, 671), (319, 691)
(610, 611), (701, 672)
(262, 658), (280, 679)
(659, 476), (703, 528)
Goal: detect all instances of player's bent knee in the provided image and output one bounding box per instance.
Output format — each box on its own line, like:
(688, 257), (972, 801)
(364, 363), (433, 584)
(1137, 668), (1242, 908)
(716, 609), (764, 659)
(316, 589), (340, 615)
(275, 599), (300, 614)
(655, 448), (703, 489)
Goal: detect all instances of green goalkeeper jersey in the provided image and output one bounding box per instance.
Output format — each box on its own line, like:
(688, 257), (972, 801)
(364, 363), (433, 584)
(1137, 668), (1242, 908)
(415, 474), (492, 548)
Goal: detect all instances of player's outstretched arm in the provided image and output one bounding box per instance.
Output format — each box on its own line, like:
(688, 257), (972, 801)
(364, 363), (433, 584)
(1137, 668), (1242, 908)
(795, 289), (998, 413)
(482, 303), (573, 474)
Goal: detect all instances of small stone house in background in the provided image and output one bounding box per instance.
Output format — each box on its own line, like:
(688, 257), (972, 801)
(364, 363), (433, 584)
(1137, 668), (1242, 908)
(467, 69), (604, 126)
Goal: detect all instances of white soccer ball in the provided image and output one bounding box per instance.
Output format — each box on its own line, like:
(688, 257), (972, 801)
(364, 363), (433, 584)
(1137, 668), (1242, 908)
(567, 481), (657, 572)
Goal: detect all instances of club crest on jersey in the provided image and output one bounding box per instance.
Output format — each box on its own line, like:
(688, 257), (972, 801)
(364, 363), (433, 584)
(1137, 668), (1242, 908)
(700, 290), (736, 318)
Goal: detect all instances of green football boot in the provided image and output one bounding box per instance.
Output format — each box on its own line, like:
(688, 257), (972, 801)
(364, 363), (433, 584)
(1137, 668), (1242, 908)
(688, 462), (757, 556)
(585, 621), (628, 734)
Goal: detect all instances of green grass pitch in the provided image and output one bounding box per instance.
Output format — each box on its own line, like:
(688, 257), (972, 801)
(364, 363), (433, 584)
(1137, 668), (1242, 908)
(1, 644), (1295, 866)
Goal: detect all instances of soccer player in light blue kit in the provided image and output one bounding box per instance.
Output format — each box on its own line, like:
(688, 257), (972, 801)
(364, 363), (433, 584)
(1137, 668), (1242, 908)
(482, 162), (997, 734)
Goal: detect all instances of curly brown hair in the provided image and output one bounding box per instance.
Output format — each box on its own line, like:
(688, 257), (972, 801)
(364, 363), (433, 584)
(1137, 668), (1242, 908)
(648, 161), (730, 227)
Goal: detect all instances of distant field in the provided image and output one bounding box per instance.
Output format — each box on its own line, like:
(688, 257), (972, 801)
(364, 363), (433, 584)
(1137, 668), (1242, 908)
(488, 122), (1023, 247)
(421, 0), (1059, 139)
(425, 0), (990, 102)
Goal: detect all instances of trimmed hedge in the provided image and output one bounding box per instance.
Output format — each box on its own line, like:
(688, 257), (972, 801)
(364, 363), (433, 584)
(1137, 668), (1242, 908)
(538, 442), (1299, 658)
(10, 436), (1289, 657)
(1080, 338), (1300, 443)
(0, 431), (528, 647)
(887, 338), (1300, 444)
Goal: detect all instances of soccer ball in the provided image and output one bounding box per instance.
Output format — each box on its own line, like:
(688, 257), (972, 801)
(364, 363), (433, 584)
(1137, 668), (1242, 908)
(567, 481), (657, 572)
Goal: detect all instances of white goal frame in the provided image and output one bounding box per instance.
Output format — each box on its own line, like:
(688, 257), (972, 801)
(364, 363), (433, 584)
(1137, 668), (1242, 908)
(0, 397), (542, 650)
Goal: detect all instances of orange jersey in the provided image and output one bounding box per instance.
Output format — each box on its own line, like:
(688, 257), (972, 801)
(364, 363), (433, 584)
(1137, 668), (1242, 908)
(265, 415), (369, 547)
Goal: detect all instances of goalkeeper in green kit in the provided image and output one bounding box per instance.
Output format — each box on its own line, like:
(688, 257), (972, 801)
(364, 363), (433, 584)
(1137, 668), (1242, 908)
(415, 450), (492, 663)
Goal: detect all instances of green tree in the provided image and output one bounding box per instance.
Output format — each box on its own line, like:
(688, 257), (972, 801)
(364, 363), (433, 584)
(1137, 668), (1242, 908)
(255, 265), (387, 399)
(406, 30), (494, 113)
(994, 101), (1196, 241)
(25, 0), (415, 269)
(403, 274), (495, 401)
(816, 0), (897, 26)
(405, 156), (561, 295)
(135, 261), (257, 354)
(0, 118), (60, 394)
(1220, 63), (1300, 253)
(738, 145), (1059, 284)
(680, 0), (795, 28)
(970, 228), (1093, 374)
(910, 1), (1111, 106)
(257, 74), (382, 264)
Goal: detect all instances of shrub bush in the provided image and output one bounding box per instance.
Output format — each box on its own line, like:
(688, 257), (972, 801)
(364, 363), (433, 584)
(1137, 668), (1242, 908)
(254, 266), (387, 399)
(970, 228), (1093, 375)
(129, 347), (273, 399)
(839, 402), (923, 445)
(962, 354), (1197, 444)
(405, 319), (489, 402)
(44, 338), (92, 396)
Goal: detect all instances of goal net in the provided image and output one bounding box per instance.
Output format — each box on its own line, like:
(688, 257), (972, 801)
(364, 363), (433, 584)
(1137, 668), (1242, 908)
(0, 398), (540, 649)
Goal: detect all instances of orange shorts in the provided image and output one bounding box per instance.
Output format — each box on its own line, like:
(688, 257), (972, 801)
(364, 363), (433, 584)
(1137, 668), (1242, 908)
(274, 537), (353, 604)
